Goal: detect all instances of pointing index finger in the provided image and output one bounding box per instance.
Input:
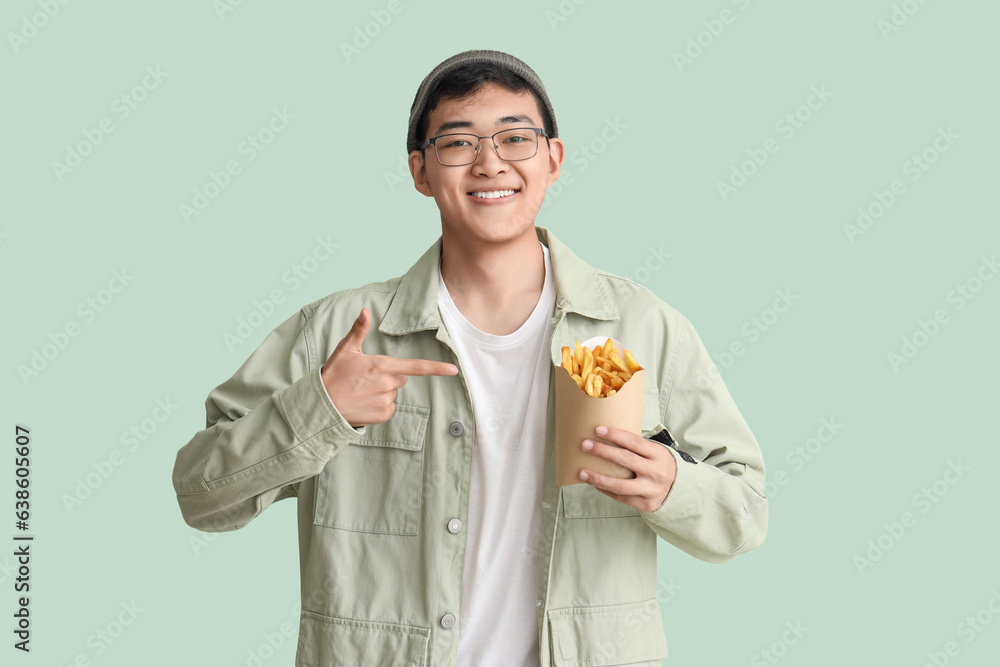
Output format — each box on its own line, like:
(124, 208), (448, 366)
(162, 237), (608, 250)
(380, 356), (459, 377)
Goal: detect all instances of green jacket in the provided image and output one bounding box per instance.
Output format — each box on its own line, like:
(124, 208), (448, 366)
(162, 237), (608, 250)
(172, 226), (768, 666)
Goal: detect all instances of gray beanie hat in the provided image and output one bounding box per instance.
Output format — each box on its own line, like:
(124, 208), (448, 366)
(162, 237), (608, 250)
(406, 49), (559, 154)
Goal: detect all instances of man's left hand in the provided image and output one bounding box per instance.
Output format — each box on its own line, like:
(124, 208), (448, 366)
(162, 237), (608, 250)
(579, 425), (677, 513)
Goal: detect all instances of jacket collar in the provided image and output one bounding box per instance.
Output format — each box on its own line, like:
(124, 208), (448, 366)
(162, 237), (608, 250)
(379, 226), (619, 337)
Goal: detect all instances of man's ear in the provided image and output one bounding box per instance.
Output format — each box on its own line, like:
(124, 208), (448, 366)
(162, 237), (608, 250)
(409, 150), (434, 197)
(545, 137), (565, 188)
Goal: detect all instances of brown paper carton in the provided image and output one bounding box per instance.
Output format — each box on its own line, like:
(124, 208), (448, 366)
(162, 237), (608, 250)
(554, 336), (645, 487)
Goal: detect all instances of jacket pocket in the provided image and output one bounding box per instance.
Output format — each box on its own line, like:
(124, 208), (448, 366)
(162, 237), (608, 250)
(296, 610), (430, 667)
(313, 404), (428, 535)
(548, 599), (669, 666)
(562, 483), (642, 519)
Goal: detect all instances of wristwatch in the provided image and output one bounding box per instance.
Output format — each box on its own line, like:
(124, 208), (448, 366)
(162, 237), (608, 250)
(648, 428), (697, 465)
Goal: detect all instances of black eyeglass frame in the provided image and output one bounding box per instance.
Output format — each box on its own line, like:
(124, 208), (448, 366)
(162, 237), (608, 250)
(419, 127), (550, 166)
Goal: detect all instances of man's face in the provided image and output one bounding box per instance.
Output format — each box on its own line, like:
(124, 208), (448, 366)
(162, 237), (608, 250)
(409, 82), (564, 245)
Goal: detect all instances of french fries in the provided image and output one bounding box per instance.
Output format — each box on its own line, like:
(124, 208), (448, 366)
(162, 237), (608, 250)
(561, 339), (642, 398)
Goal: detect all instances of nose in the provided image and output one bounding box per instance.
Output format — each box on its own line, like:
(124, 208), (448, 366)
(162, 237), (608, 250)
(471, 133), (507, 173)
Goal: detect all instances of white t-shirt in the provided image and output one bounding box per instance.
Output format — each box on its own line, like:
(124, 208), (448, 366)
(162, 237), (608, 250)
(437, 242), (556, 667)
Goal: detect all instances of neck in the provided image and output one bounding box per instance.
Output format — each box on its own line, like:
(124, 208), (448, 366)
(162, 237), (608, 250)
(439, 225), (546, 334)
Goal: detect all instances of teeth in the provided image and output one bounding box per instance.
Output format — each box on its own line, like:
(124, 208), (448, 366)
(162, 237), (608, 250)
(470, 189), (516, 199)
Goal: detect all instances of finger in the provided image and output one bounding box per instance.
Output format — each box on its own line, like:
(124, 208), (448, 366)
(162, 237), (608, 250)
(387, 373), (409, 390)
(379, 356), (459, 377)
(336, 308), (371, 353)
(594, 425), (658, 458)
(579, 468), (638, 495)
(583, 438), (644, 473)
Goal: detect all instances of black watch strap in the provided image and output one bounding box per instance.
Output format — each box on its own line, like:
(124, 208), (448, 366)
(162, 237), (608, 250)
(649, 428), (697, 464)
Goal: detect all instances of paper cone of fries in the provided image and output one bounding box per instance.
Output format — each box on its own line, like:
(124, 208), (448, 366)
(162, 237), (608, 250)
(554, 336), (645, 487)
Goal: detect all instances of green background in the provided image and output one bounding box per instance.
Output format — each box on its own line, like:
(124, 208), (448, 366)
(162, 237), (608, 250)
(3, 0), (998, 665)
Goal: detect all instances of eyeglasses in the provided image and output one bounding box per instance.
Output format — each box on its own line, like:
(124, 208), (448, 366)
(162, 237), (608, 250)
(420, 127), (549, 166)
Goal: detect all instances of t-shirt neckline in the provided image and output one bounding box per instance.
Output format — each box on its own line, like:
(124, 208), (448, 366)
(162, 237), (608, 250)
(437, 242), (555, 350)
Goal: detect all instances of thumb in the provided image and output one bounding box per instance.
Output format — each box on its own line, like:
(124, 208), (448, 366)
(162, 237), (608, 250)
(336, 308), (371, 354)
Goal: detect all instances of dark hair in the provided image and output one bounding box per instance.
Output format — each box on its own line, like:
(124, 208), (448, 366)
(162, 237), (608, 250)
(415, 63), (553, 148)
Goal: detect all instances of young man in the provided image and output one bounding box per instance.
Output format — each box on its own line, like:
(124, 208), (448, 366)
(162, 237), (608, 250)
(172, 50), (767, 667)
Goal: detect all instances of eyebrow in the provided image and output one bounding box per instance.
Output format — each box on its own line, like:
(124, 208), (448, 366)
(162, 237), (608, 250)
(433, 114), (536, 135)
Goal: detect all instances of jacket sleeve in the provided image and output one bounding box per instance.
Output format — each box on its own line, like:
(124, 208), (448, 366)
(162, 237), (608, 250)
(172, 308), (365, 532)
(640, 314), (768, 563)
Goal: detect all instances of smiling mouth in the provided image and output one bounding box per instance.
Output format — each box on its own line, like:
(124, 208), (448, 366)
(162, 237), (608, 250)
(468, 189), (519, 199)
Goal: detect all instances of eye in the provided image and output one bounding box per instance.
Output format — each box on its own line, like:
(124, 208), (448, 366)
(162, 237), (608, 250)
(440, 136), (473, 149)
(502, 130), (536, 143)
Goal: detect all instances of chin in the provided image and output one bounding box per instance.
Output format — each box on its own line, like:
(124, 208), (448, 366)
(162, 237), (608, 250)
(449, 216), (536, 244)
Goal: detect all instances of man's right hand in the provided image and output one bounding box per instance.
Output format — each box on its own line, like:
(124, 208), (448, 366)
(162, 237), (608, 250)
(321, 308), (458, 428)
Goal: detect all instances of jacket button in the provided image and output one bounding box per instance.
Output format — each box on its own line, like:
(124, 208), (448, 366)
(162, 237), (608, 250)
(449, 421), (465, 437)
(447, 518), (463, 534)
(440, 613), (456, 629)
